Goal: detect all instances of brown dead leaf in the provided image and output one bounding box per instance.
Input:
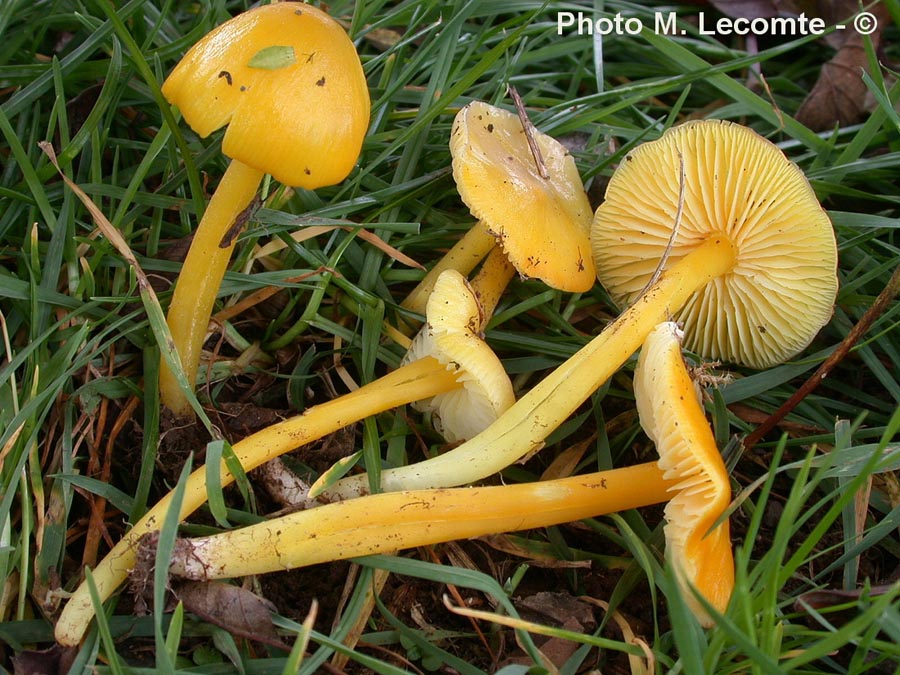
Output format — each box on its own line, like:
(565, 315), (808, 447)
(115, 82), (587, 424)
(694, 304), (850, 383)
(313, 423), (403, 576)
(174, 580), (290, 650)
(363, 26), (403, 51)
(12, 645), (64, 675)
(129, 532), (290, 652)
(517, 591), (597, 631)
(581, 596), (654, 675)
(795, 2), (890, 129)
(796, 38), (872, 130)
(795, 583), (898, 612)
(709, 0), (798, 19)
(496, 592), (599, 672)
(708, 1), (892, 130)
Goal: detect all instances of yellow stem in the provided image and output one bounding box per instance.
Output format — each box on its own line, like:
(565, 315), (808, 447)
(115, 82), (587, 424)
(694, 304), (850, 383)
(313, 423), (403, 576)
(170, 462), (676, 580)
(159, 159), (265, 417)
(469, 245), (516, 319)
(54, 356), (461, 646)
(323, 235), (738, 500)
(400, 221), (497, 318)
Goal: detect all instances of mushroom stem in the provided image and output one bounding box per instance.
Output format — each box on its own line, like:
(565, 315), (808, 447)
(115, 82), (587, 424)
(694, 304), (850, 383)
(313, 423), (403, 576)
(400, 221), (496, 318)
(319, 234), (738, 499)
(469, 245), (516, 319)
(159, 159), (264, 417)
(53, 356), (461, 647)
(168, 462), (676, 580)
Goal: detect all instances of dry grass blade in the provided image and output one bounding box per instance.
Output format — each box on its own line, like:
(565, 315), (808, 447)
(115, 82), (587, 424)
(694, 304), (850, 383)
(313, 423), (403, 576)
(39, 141), (214, 432)
(580, 597), (654, 675)
(38, 142), (153, 291)
(254, 224), (424, 270)
(508, 84), (548, 179)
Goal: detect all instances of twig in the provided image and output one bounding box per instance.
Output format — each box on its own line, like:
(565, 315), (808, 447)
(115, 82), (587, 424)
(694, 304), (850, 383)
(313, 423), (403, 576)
(507, 84), (548, 179)
(743, 262), (900, 450)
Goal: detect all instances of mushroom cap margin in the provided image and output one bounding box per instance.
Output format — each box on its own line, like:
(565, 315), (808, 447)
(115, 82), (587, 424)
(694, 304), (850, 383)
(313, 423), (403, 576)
(634, 321), (734, 627)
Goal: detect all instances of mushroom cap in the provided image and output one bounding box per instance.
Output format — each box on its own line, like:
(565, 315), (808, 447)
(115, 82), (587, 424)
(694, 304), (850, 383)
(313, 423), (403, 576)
(401, 269), (515, 443)
(450, 101), (595, 292)
(161, 2), (370, 189)
(592, 120), (838, 369)
(634, 321), (733, 627)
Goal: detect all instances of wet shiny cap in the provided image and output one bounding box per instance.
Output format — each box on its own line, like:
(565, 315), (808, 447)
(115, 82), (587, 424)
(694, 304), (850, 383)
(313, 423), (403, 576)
(162, 2), (370, 189)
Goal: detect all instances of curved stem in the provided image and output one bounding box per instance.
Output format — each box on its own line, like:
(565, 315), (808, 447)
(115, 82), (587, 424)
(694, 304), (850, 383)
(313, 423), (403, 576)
(322, 235), (738, 500)
(400, 221), (496, 318)
(170, 462), (676, 580)
(159, 159), (265, 417)
(469, 245), (516, 320)
(54, 356), (461, 646)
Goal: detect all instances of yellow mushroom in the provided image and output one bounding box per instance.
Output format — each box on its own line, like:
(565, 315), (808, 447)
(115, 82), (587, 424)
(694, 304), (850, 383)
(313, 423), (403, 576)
(633, 322), (733, 626)
(402, 100), (595, 319)
(160, 322), (731, 627)
(400, 271), (514, 442)
(158, 2), (370, 418)
(319, 119), (837, 501)
(592, 119), (838, 368)
(53, 270), (512, 646)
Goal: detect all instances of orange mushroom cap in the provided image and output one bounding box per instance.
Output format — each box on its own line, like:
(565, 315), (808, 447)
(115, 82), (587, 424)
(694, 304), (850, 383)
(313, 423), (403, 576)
(451, 101), (595, 292)
(592, 120), (838, 368)
(161, 2), (370, 189)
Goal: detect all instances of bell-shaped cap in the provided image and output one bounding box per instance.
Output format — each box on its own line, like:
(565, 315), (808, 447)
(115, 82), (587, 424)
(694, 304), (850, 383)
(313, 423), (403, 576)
(161, 2), (370, 189)
(401, 269), (515, 442)
(451, 101), (595, 292)
(634, 321), (733, 627)
(592, 120), (838, 369)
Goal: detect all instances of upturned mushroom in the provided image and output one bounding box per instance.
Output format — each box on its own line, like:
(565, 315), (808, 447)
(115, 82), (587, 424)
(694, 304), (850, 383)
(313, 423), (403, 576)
(158, 2), (370, 418)
(592, 119), (838, 368)
(633, 321), (733, 625)
(318, 119), (837, 501)
(159, 322), (732, 627)
(54, 269), (513, 646)
(401, 100), (595, 319)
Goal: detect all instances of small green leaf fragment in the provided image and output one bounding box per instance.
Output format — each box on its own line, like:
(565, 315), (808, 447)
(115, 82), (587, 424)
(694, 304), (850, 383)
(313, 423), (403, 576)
(248, 45), (296, 70)
(307, 451), (362, 498)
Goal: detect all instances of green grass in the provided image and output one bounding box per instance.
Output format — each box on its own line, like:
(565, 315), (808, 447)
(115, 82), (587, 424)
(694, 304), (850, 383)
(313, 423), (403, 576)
(2, 0), (900, 672)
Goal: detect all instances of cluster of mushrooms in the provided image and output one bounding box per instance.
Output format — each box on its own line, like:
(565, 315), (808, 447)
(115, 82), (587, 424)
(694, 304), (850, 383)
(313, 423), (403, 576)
(54, 2), (839, 647)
